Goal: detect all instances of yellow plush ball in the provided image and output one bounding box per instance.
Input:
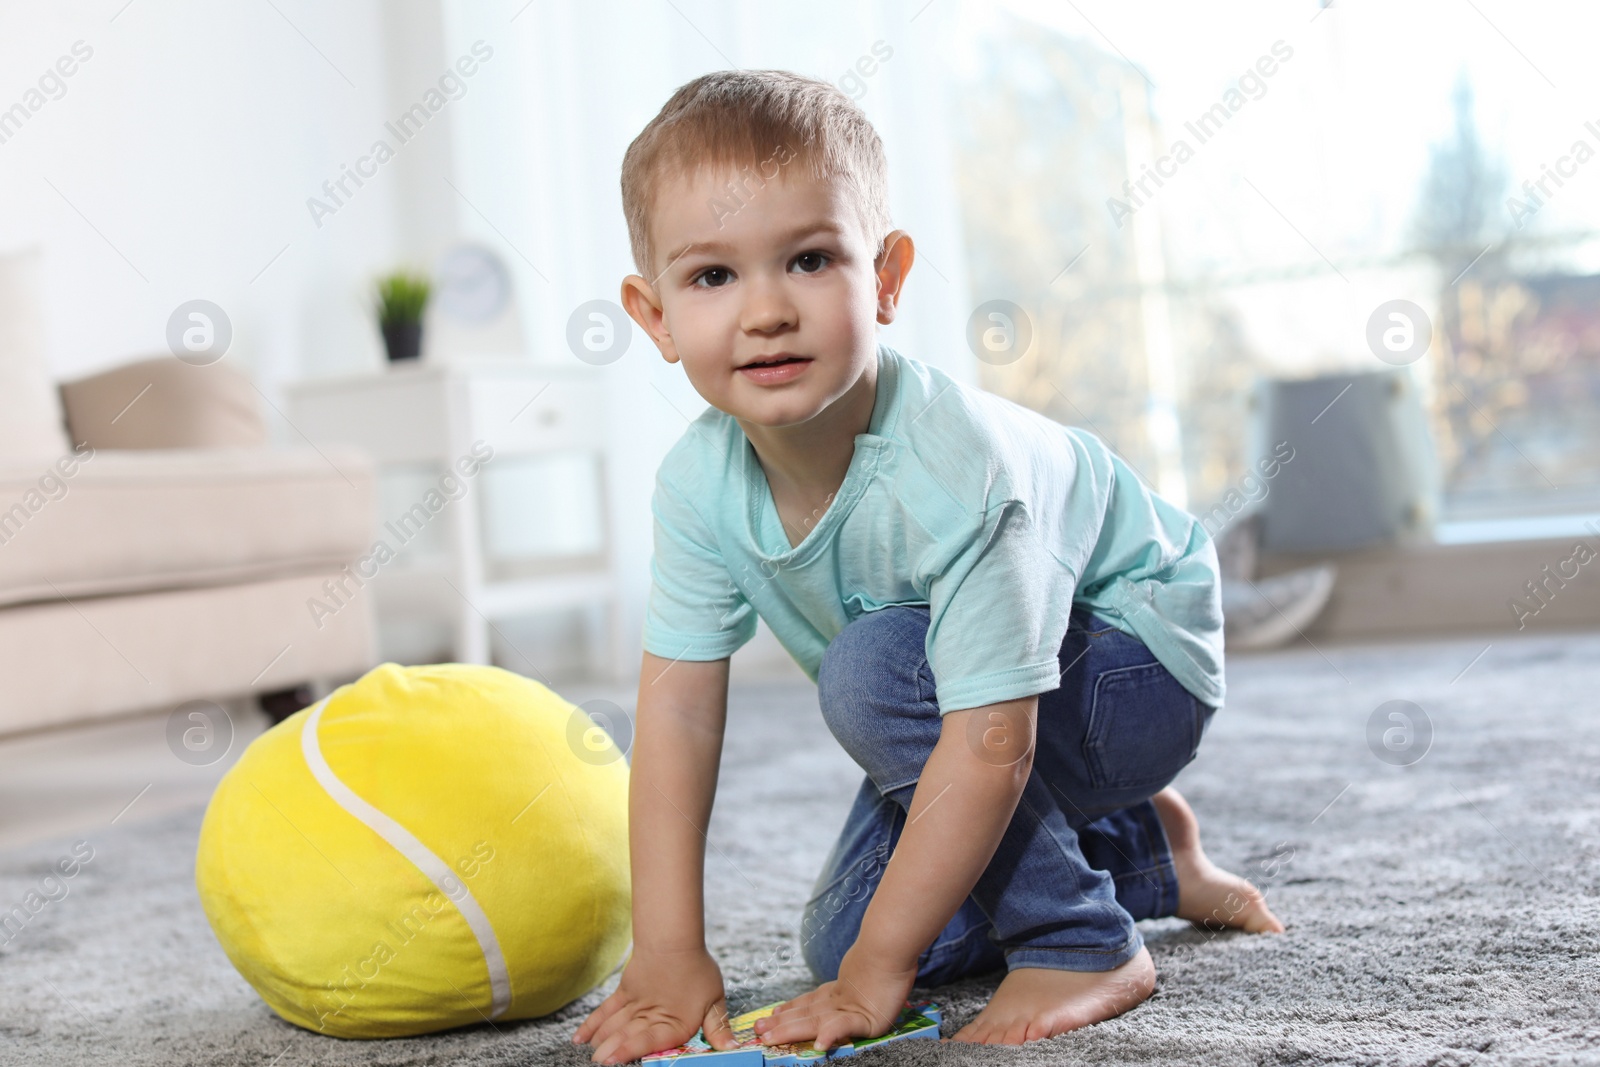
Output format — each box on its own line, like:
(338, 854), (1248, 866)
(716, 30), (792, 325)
(196, 663), (632, 1039)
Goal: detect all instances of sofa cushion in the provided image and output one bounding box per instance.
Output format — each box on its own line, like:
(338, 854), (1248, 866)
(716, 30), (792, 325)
(0, 446), (374, 609)
(0, 571), (375, 736)
(0, 246), (71, 460)
(60, 355), (268, 451)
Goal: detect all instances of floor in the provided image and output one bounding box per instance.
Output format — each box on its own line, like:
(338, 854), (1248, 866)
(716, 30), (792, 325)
(2, 628), (1597, 1065)
(0, 698), (265, 854)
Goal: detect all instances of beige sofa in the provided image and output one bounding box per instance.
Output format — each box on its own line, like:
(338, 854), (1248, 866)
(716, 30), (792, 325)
(0, 354), (377, 736)
(0, 246), (376, 735)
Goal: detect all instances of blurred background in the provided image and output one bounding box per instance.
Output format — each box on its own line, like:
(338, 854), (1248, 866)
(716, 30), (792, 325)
(2, 0), (1597, 748)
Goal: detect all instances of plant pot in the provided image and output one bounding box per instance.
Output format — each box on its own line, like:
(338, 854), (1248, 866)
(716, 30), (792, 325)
(381, 320), (423, 362)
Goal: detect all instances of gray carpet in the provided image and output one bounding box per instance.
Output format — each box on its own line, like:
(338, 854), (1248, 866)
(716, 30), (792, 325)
(3, 629), (1599, 1066)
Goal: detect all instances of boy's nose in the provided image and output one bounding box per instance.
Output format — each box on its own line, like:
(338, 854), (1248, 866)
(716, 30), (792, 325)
(739, 278), (798, 334)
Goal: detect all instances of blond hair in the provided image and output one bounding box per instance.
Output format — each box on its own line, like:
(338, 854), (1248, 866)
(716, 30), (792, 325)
(620, 69), (892, 278)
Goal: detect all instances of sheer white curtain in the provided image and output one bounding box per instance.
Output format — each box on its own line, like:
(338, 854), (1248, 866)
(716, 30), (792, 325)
(437, 0), (976, 675)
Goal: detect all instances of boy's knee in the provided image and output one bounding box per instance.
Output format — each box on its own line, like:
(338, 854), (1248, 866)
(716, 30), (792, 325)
(818, 610), (887, 699)
(817, 606), (929, 745)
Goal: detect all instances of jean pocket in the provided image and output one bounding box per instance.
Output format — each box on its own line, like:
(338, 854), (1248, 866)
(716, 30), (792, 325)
(1082, 662), (1201, 790)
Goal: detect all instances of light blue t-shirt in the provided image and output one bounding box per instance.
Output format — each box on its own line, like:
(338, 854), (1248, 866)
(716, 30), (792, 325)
(641, 343), (1225, 713)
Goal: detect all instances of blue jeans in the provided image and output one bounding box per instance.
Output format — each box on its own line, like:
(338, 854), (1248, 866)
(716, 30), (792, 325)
(799, 604), (1217, 983)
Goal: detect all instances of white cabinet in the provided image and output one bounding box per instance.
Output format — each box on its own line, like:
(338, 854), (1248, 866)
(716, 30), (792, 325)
(286, 359), (624, 679)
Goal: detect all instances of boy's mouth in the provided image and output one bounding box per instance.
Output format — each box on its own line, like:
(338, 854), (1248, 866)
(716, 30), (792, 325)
(737, 353), (810, 369)
(736, 353), (812, 385)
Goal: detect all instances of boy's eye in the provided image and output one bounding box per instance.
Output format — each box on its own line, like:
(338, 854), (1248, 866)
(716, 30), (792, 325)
(692, 267), (732, 289)
(792, 251), (830, 274)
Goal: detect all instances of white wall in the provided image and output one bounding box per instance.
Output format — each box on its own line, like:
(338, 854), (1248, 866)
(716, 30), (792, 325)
(0, 1), (450, 390)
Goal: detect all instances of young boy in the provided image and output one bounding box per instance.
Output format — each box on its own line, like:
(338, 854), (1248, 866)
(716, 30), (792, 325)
(573, 70), (1282, 1064)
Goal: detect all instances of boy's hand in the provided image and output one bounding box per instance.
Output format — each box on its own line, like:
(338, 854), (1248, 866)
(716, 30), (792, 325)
(751, 945), (918, 1053)
(572, 945), (740, 1065)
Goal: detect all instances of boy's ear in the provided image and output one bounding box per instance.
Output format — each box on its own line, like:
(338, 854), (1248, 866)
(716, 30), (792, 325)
(873, 229), (915, 326)
(620, 274), (680, 364)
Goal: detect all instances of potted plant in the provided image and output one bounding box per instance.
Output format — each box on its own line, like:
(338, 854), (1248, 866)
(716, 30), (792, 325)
(374, 270), (431, 362)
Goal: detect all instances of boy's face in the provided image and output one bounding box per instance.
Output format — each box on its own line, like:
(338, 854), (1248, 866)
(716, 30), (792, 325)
(621, 162), (912, 431)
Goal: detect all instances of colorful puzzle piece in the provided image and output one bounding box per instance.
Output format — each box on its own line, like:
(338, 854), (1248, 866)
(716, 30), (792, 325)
(640, 998), (942, 1065)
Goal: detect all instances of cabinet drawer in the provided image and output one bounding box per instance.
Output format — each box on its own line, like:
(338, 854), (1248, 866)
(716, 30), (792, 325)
(469, 377), (606, 455)
(289, 375), (449, 462)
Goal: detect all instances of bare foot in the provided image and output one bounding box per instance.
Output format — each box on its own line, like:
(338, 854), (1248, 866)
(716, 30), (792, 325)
(1150, 787), (1285, 934)
(947, 947), (1156, 1045)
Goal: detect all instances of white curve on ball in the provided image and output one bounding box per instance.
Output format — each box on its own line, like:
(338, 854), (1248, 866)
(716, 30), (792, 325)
(300, 698), (513, 1019)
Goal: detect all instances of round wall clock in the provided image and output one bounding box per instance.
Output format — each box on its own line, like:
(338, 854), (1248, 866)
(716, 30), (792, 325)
(434, 242), (512, 324)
